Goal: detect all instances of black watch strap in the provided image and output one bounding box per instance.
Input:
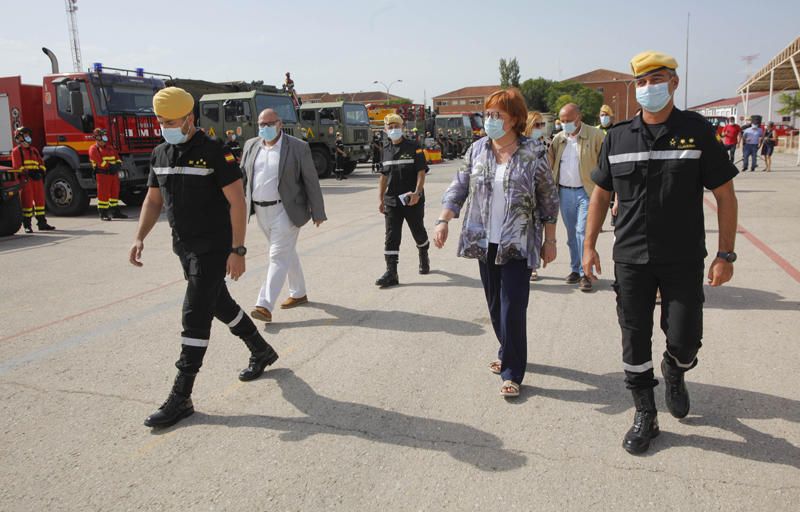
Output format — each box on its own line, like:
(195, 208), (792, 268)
(716, 251), (737, 263)
(231, 246), (247, 256)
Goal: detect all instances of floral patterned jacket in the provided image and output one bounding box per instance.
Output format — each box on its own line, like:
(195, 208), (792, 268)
(441, 135), (559, 269)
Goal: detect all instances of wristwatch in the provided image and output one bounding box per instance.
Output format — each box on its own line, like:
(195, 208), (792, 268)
(231, 246), (247, 256)
(435, 219), (449, 226)
(716, 251), (737, 263)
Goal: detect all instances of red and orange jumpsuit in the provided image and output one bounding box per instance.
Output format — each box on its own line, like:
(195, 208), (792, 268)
(88, 143), (122, 214)
(12, 144), (47, 222)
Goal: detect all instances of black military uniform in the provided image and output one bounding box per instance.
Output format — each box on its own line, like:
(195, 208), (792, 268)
(371, 133), (383, 173)
(592, 107), (737, 440)
(376, 137), (430, 287)
(144, 130), (278, 428)
(334, 137), (347, 180)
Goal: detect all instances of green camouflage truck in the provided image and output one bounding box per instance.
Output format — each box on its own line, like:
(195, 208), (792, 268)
(298, 101), (372, 178)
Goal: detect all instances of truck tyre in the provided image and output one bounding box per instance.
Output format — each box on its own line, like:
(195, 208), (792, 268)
(343, 159), (357, 175)
(0, 195), (23, 237)
(311, 147), (332, 179)
(45, 164), (90, 216)
(120, 189), (146, 207)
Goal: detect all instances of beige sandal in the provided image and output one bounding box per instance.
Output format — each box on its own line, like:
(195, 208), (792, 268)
(488, 360), (501, 374)
(500, 380), (520, 397)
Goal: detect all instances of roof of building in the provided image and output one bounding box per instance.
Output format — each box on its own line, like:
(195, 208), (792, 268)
(433, 86), (501, 99)
(689, 92), (770, 110)
(737, 36), (800, 93)
(564, 69), (634, 83)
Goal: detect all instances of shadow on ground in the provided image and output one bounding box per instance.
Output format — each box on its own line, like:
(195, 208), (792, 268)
(181, 368), (527, 471)
(526, 363), (800, 468)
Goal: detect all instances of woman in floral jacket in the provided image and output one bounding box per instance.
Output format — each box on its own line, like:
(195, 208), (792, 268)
(433, 88), (560, 398)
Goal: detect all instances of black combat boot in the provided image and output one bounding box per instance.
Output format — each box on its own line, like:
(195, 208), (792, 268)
(111, 206), (128, 219)
(622, 388), (660, 455)
(99, 209), (112, 221)
(35, 215), (55, 231)
(418, 244), (430, 275)
(144, 371), (196, 428)
(661, 352), (691, 419)
(375, 255), (399, 288)
(239, 331), (279, 381)
(22, 217), (33, 234)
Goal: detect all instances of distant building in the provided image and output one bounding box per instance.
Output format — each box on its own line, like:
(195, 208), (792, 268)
(564, 69), (637, 121)
(432, 86), (500, 114)
(690, 91), (798, 127)
(298, 91), (408, 106)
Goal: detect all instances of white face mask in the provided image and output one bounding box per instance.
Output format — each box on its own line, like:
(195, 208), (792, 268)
(386, 128), (403, 141)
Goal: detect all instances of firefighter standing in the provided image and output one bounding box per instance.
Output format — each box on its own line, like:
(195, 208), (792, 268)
(224, 129), (241, 161)
(371, 131), (383, 173)
(376, 113), (430, 288)
(11, 127), (55, 233)
(334, 132), (347, 180)
(129, 87), (278, 429)
(89, 128), (127, 221)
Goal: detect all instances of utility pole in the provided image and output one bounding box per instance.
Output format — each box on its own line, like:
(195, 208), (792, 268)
(684, 12), (690, 109)
(65, 0), (83, 72)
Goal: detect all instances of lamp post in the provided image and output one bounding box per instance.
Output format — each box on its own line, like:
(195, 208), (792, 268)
(373, 79), (402, 104)
(614, 77), (636, 119)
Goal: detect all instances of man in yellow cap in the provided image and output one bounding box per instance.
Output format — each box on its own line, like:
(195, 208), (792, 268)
(583, 51), (739, 454)
(129, 87), (278, 429)
(376, 113), (430, 287)
(597, 104), (614, 134)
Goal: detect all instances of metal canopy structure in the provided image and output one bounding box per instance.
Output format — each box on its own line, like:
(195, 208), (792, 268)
(736, 36), (800, 165)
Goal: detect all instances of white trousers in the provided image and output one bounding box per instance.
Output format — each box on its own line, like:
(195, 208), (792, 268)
(254, 203), (306, 311)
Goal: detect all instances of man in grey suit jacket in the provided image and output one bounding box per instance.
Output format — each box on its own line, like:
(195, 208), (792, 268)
(241, 108), (327, 323)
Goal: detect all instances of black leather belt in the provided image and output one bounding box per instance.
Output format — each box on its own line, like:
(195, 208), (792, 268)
(558, 185), (583, 189)
(253, 200), (281, 207)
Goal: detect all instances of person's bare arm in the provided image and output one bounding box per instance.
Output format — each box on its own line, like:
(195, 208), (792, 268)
(221, 179), (247, 280)
(708, 180), (738, 287)
(582, 186), (612, 280)
(129, 187), (164, 267)
(408, 170), (426, 206)
(378, 174), (388, 214)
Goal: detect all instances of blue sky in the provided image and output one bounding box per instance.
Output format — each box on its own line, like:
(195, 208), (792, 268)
(2, 0), (798, 109)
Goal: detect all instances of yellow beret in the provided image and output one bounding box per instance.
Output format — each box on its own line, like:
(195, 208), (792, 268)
(384, 113), (404, 126)
(630, 51), (678, 78)
(600, 104), (614, 116)
(153, 87), (194, 119)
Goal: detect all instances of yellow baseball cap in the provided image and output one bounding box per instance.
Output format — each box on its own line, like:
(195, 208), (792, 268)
(630, 51), (678, 79)
(153, 87), (194, 119)
(600, 104), (614, 116)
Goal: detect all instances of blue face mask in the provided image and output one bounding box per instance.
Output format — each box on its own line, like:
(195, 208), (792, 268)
(259, 125), (278, 141)
(530, 128), (543, 140)
(600, 115), (611, 127)
(636, 82), (672, 113)
(562, 121), (576, 134)
(23, 136), (32, 144)
(386, 128), (403, 141)
(161, 117), (190, 145)
(484, 117), (506, 140)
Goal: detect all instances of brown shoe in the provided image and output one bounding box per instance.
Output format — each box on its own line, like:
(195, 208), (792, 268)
(250, 306), (272, 323)
(280, 295), (308, 309)
(579, 276), (593, 292)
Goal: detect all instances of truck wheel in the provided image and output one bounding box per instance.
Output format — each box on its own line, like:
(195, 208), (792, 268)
(0, 195), (23, 236)
(45, 164), (90, 216)
(311, 147), (332, 179)
(120, 189), (146, 207)
(343, 160), (357, 175)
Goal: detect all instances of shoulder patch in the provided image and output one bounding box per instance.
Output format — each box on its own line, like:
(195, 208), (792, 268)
(224, 153), (235, 163)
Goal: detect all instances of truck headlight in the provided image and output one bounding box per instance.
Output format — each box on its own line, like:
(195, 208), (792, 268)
(118, 170), (127, 179)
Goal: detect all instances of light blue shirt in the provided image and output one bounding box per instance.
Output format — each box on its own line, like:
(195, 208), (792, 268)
(743, 126), (763, 145)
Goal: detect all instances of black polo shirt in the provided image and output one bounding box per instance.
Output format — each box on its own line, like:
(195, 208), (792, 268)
(591, 108), (737, 265)
(380, 138), (429, 207)
(148, 130), (242, 254)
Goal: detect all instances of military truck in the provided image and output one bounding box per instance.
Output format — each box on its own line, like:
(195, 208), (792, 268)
(298, 101), (371, 178)
(166, 78), (300, 143)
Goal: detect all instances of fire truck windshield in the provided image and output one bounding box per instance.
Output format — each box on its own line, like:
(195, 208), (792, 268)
(255, 94), (298, 124)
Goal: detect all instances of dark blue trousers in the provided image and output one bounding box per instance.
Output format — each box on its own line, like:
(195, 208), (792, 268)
(478, 244), (532, 384)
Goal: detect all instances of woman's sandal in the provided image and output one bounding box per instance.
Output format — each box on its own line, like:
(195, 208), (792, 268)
(500, 380), (520, 397)
(488, 360), (502, 374)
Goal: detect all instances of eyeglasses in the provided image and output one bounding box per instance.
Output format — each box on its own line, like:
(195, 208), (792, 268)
(485, 111), (506, 120)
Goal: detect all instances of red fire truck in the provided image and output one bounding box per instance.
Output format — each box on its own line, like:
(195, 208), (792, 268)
(0, 49), (166, 216)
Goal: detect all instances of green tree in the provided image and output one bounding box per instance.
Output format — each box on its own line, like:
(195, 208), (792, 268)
(778, 92), (800, 125)
(520, 77), (555, 111)
(499, 57), (520, 89)
(553, 94), (575, 115)
(546, 81), (604, 122)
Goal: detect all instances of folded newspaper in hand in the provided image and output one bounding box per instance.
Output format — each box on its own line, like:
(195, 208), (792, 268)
(398, 192), (412, 206)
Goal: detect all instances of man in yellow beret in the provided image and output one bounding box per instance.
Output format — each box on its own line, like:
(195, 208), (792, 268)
(130, 86), (278, 428)
(583, 51), (740, 454)
(598, 104), (614, 134)
(376, 113), (431, 287)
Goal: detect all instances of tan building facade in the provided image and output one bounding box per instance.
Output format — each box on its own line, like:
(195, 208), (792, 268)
(432, 86), (500, 114)
(564, 69), (638, 121)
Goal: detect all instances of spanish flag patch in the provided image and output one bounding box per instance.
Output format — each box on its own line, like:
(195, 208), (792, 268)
(224, 153), (235, 163)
